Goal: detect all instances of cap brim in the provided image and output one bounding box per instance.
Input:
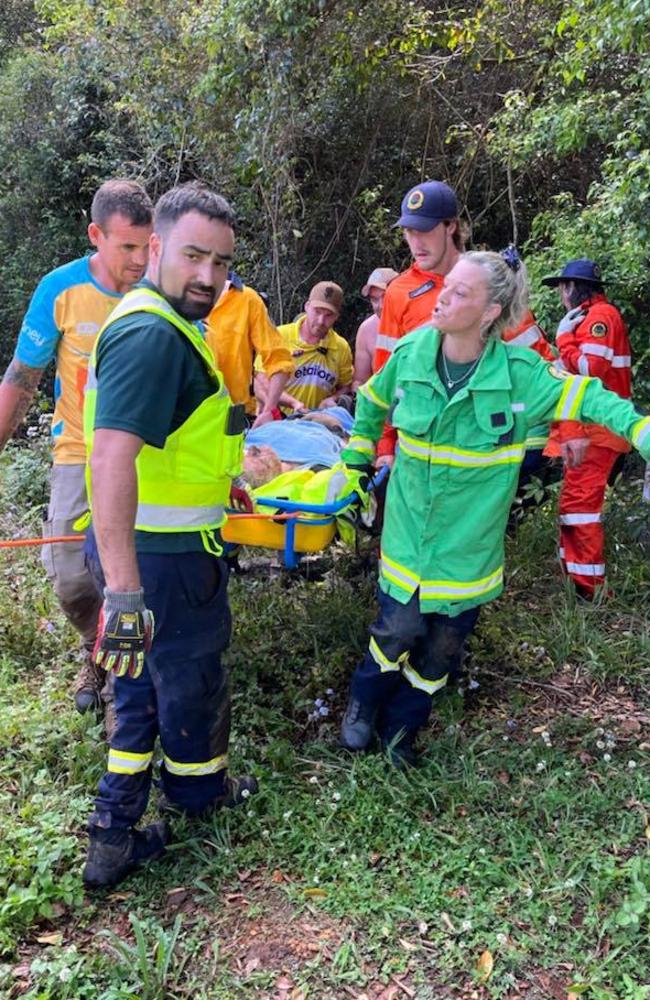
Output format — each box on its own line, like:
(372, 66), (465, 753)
(396, 213), (445, 232)
(309, 299), (340, 315)
(541, 276), (562, 287)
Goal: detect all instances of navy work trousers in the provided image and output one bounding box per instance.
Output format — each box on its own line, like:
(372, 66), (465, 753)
(85, 530), (232, 829)
(351, 588), (479, 743)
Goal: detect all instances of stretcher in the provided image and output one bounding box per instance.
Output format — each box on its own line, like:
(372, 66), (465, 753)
(221, 467), (387, 569)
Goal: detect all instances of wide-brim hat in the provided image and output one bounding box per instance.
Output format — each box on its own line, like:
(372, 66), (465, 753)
(541, 258), (604, 287)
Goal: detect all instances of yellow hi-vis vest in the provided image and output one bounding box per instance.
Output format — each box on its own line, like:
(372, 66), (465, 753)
(83, 287), (244, 541)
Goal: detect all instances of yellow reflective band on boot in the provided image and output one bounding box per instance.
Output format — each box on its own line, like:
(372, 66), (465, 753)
(108, 749), (154, 775)
(163, 753), (229, 777)
(368, 636), (404, 673)
(553, 375), (589, 421)
(403, 663), (449, 695)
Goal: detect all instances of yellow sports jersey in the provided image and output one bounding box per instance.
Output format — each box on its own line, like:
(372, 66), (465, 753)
(271, 316), (353, 410)
(204, 275), (293, 414)
(15, 256), (121, 464)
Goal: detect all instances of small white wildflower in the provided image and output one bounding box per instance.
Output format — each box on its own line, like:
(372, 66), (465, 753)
(241, 788), (251, 799)
(478, 848), (486, 856)
(319, 706), (330, 717)
(332, 791), (341, 801)
(469, 679), (480, 691)
(282, 810), (292, 820)
(247, 809), (253, 817)
(461, 919), (472, 932)
(326, 688), (334, 696)
(313, 875), (320, 884)
(314, 698), (324, 708)
(628, 760), (637, 770)
(411, 831), (420, 840)
(547, 915), (557, 927)
(309, 775), (318, 784)
(564, 878), (576, 889)
(603, 753), (611, 762)
(596, 740), (605, 750)
(496, 932), (508, 946)
(350, 853), (358, 863)
(58, 968), (73, 984)
(536, 761), (546, 772)
(502, 736), (510, 742)
(523, 886), (533, 898)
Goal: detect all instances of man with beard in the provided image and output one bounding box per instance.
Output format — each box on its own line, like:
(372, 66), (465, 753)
(255, 281), (353, 413)
(81, 182), (257, 889)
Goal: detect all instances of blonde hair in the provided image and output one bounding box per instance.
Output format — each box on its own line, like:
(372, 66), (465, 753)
(462, 250), (528, 340)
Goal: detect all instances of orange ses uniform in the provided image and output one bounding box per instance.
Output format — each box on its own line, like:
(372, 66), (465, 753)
(373, 264), (445, 458)
(502, 310), (555, 362)
(554, 294), (632, 595)
(373, 264), (444, 373)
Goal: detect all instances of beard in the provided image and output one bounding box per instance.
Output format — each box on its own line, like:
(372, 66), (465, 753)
(166, 285), (217, 321)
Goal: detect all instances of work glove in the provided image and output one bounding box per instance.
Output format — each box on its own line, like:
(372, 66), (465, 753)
(230, 480), (255, 513)
(344, 464), (372, 510)
(93, 588), (155, 679)
(556, 306), (586, 338)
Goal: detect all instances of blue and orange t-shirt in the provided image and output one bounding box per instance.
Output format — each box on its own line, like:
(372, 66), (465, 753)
(15, 256), (121, 464)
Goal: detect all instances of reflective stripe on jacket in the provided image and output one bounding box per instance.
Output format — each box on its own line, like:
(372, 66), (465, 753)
(343, 326), (650, 616)
(84, 287), (243, 537)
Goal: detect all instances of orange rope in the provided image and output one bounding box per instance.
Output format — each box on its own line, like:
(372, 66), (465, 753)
(0, 511), (310, 549)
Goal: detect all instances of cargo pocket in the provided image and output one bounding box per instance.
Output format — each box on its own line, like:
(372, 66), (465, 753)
(391, 382), (437, 437)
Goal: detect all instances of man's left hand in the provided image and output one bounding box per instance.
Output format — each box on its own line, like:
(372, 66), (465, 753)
(318, 396), (338, 409)
(94, 588), (155, 679)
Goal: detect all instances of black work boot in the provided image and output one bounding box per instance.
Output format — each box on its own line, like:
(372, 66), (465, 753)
(381, 733), (418, 770)
(158, 773), (259, 818)
(74, 650), (106, 715)
(83, 821), (170, 890)
(340, 696), (377, 751)
(218, 773), (259, 808)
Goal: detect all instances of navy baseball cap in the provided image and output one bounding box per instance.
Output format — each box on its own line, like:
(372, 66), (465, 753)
(541, 258), (604, 287)
(397, 180), (458, 232)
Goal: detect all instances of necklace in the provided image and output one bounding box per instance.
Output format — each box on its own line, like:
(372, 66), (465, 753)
(440, 349), (482, 389)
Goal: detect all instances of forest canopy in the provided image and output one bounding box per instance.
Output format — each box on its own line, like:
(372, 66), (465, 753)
(0, 0), (648, 391)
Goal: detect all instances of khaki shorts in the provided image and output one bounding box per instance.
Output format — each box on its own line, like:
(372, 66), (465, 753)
(42, 463), (101, 643)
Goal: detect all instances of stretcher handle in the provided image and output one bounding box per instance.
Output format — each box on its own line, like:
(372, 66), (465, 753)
(254, 465), (389, 516)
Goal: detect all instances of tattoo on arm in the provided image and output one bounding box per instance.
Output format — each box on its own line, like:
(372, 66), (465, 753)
(0, 359), (44, 449)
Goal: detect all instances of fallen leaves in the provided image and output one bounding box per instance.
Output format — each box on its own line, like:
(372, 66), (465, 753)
(475, 949), (494, 983)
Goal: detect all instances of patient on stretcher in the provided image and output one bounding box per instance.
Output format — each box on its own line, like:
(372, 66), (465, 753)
(241, 407), (354, 488)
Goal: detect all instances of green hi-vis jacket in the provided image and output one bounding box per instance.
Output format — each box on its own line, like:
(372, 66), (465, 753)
(84, 287), (244, 543)
(342, 326), (650, 617)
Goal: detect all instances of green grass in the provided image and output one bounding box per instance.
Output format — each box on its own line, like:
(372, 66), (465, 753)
(0, 446), (648, 998)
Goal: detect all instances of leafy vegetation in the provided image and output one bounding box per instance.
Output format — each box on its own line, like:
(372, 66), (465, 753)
(1, 0), (649, 378)
(1, 1), (649, 995)
(0, 438), (648, 997)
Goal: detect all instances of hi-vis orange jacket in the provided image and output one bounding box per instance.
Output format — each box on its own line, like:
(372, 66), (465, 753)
(372, 263), (444, 372)
(552, 294), (632, 453)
